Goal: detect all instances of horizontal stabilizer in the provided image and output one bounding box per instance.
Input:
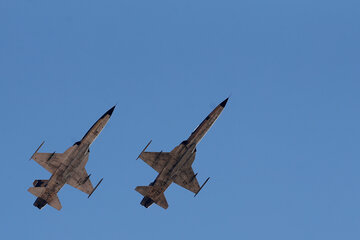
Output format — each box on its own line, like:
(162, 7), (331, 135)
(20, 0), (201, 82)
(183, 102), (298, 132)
(135, 186), (168, 209)
(28, 187), (62, 210)
(48, 194), (62, 210)
(135, 186), (150, 197)
(28, 186), (45, 197)
(156, 192), (168, 209)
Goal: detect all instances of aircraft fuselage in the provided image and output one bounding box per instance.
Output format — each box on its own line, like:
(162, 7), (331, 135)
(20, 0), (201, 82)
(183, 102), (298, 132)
(33, 107), (114, 209)
(140, 99), (228, 207)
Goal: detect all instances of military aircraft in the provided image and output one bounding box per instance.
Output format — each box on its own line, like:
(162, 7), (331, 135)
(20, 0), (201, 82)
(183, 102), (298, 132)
(136, 98), (228, 209)
(28, 106), (115, 210)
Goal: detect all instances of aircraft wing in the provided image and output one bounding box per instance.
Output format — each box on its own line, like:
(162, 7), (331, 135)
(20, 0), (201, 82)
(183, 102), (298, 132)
(173, 166), (200, 194)
(66, 154), (94, 195)
(138, 152), (171, 173)
(31, 145), (78, 174)
(32, 152), (65, 174)
(67, 168), (94, 195)
(172, 152), (200, 193)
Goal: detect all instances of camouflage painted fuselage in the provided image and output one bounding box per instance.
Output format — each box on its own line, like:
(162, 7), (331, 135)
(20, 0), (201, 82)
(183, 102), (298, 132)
(30, 106), (115, 210)
(138, 98), (228, 208)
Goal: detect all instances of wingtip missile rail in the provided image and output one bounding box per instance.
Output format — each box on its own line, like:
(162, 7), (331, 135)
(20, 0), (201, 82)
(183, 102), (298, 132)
(136, 140), (152, 160)
(88, 178), (104, 199)
(30, 141), (45, 161)
(194, 177), (210, 197)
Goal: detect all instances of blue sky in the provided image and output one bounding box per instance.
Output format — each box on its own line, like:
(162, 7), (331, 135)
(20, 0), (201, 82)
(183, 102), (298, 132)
(1, 1), (360, 239)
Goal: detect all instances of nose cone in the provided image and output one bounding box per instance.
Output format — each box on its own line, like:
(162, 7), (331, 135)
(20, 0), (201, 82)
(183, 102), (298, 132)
(220, 98), (229, 107)
(105, 105), (116, 116)
(99, 105), (116, 119)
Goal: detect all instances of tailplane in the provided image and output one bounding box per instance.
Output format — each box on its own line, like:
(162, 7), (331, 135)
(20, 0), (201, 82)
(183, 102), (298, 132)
(28, 186), (45, 198)
(28, 187), (62, 210)
(47, 194), (62, 210)
(135, 186), (168, 209)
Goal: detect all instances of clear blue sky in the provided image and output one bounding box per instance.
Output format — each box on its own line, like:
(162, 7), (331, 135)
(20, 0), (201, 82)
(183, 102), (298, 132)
(1, 1), (360, 239)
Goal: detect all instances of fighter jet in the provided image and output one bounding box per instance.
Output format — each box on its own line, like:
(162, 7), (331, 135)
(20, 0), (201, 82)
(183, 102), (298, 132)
(135, 98), (228, 209)
(28, 106), (115, 210)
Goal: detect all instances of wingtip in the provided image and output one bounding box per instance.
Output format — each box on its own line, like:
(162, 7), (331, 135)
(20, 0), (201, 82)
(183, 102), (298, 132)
(88, 178), (104, 198)
(30, 141), (45, 161)
(194, 177), (210, 197)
